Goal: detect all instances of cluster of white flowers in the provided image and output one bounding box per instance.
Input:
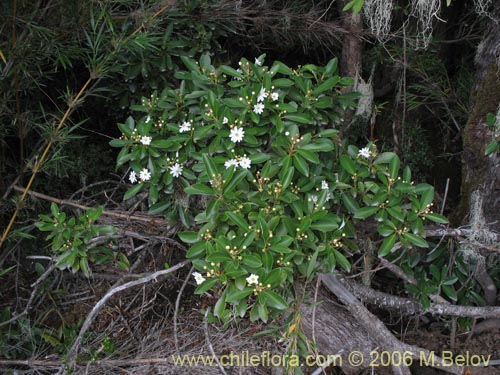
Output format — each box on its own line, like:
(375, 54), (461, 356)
(246, 273), (259, 285)
(192, 272), (206, 285)
(224, 156), (251, 169)
(229, 126), (245, 143)
(321, 180), (329, 190)
(179, 120), (192, 133)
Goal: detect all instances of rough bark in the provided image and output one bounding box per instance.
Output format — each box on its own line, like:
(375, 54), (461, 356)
(458, 4), (500, 232)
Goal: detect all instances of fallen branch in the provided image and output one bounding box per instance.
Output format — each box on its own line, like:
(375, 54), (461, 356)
(319, 273), (463, 375)
(65, 260), (190, 369)
(339, 276), (500, 319)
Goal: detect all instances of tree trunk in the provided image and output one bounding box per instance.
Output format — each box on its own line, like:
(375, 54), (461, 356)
(457, 4), (500, 232)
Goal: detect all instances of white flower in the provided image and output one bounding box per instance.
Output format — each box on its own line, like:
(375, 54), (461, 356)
(253, 103), (264, 115)
(140, 136), (152, 146)
(310, 195), (318, 204)
(139, 168), (151, 182)
(321, 180), (329, 190)
(358, 147), (371, 159)
(257, 88), (268, 103)
(145, 115), (151, 123)
(239, 156), (251, 169)
(271, 92), (279, 101)
(254, 57), (262, 66)
(224, 158), (239, 169)
(193, 272), (206, 285)
(169, 163), (183, 178)
(179, 121), (192, 133)
(222, 117), (229, 124)
(129, 171), (137, 183)
(246, 273), (259, 285)
(229, 126), (245, 143)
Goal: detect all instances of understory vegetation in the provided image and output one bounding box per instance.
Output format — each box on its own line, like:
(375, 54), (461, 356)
(0, 0), (499, 374)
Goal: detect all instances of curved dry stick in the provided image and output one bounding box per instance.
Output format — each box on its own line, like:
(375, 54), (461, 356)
(65, 260), (190, 369)
(174, 265), (194, 353)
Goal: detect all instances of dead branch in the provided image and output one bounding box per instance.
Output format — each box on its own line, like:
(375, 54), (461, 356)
(319, 274), (463, 375)
(339, 276), (500, 319)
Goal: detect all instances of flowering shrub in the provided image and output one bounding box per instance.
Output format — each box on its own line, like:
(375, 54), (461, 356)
(111, 54), (450, 322)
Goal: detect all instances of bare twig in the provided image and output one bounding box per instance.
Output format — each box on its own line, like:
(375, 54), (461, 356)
(204, 307), (228, 375)
(174, 265), (194, 353)
(65, 260), (190, 368)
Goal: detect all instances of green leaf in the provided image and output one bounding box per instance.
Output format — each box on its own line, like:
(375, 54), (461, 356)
(442, 285), (458, 302)
(194, 278), (218, 294)
(306, 249), (319, 279)
(423, 213), (448, 224)
(150, 139), (173, 148)
(148, 200), (170, 215)
(178, 231), (199, 244)
(185, 183), (214, 195)
(485, 140), (499, 155)
(419, 185), (434, 210)
(242, 255), (262, 268)
(226, 288), (253, 303)
(354, 206), (379, 220)
(402, 233), (429, 248)
(124, 183), (145, 200)
(293, 154), (309, 177)
(342, 194), (359, 213)
(389, 155), (400, 179)
(340, 155), (356, 175)
(219, 65), (244, 79)
(378, 233), (396, 257)
(285, 113), (313, 124)
(214, 294), (226, 318)
(202, 154), (219, 179)
(374, 152), (397, 164)
(186, 242), (206, 258)
(226, 212), (250, 230)
(333, 249), (351, 272)
(223, 169), (248, 195)
(262, 290), (289, 310)
(310, 219), (339, 232)
(312, 76), (340, 95)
